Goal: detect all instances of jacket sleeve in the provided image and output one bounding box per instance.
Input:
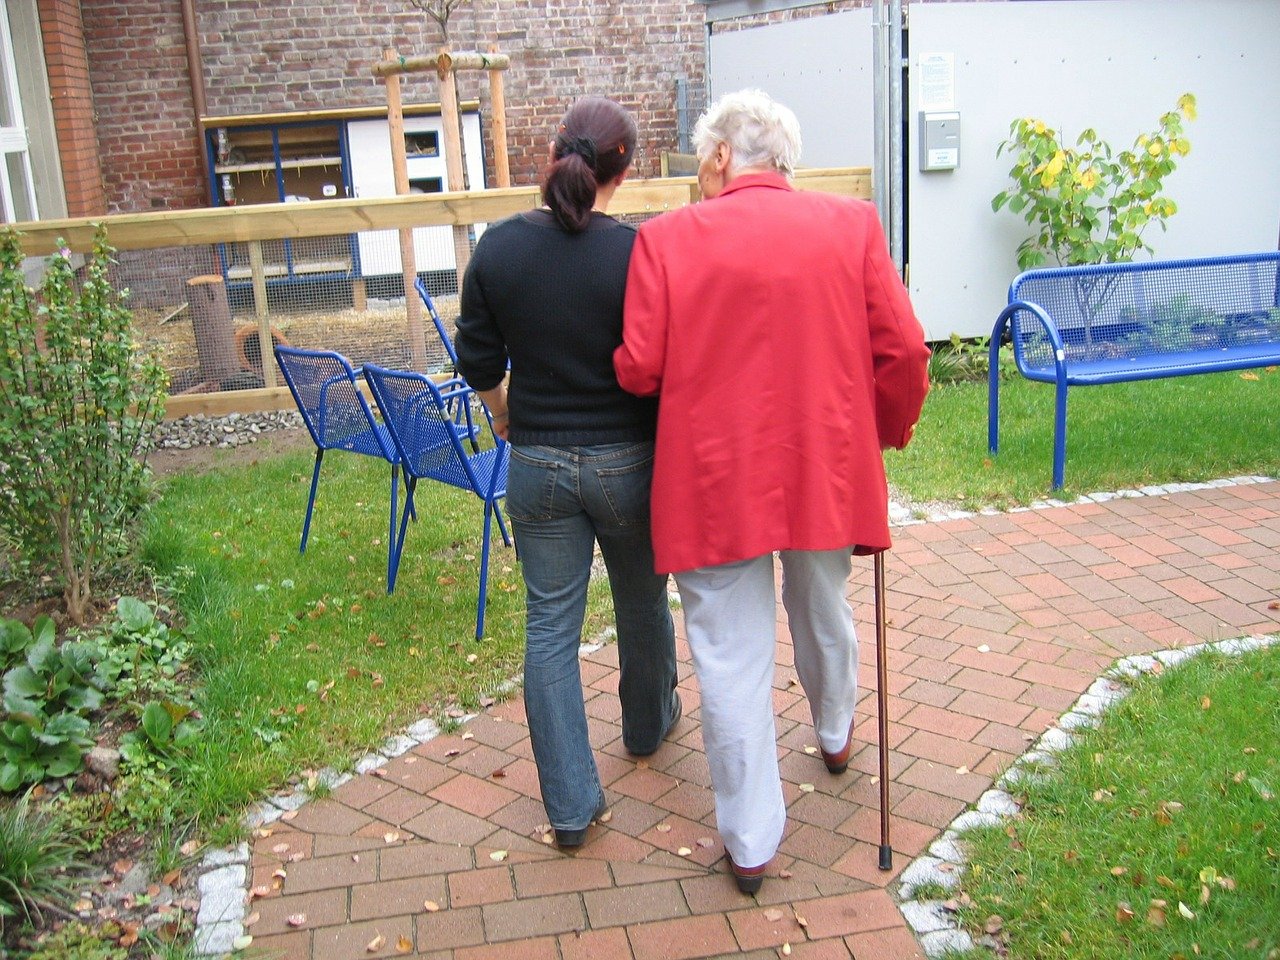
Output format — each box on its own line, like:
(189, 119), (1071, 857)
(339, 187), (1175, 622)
(453, 241), (509, 392)
(613, 226), (669, 397)
(860, 205), (931, 449)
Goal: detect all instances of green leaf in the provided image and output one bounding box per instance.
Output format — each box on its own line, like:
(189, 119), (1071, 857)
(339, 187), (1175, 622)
(3, 666), (46, 700)
(116, 596), (155, 633)
(142, 700), (174, 745)
(0, 762), (21, 792)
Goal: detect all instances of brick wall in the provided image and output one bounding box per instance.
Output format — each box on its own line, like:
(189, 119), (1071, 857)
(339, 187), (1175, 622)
(81, 0), (705, 214)
(80, 0), (205, 212)
(36, 0), (106, 216)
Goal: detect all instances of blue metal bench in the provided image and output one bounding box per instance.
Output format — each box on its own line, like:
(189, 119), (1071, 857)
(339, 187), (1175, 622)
(989, 252), (1280, 489)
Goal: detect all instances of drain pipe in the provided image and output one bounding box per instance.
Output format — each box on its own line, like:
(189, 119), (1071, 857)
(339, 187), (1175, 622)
(180, 0), (211, 206)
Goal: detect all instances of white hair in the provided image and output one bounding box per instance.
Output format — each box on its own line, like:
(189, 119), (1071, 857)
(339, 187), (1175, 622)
(692, 89), (802, 177)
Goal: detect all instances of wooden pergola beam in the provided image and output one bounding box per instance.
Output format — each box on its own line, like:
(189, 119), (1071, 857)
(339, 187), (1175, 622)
(372, 51), (510, 78)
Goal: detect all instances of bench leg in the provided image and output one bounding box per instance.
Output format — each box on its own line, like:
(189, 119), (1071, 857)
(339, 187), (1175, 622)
(1052, 379), (1068, 491)
(987, 364), (1001, 455)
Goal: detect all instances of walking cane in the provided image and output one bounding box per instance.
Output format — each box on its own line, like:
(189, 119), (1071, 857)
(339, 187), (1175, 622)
(874, 549), (893, 871)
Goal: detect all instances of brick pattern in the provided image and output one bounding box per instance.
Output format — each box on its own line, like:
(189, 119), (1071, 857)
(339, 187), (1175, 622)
(36, 0), (106, 216)
(224, 481), (1280, 958)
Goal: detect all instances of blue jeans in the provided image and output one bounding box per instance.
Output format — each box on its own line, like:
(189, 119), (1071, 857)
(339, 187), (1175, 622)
(507, 441), (678, 832)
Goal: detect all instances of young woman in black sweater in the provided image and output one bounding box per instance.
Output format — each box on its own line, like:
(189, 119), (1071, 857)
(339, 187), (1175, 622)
(454, 97), (680, 848)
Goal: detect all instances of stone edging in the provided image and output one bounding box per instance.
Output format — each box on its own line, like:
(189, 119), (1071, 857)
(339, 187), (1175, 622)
(896, 633), (1280, 957)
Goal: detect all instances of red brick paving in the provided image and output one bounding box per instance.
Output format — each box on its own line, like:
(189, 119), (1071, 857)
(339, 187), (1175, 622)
(229, 481), (1280, 958)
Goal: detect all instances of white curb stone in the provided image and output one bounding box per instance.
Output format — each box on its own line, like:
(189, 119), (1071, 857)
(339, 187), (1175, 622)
(901, 900), (955, 935)
(921, 928), (976, 958)
(354, 752), (389, 774)
(898, 856), (960, 899)
(976, 789), (1020, 818)
(195, 863), (246, 926)
(381, 734), (419, 758)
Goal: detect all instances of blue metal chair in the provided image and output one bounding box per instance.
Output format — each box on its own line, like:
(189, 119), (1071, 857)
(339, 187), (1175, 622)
(414, 277), (481, 451)
(362, 363), (511, 639)
(274, 346), (413, 587)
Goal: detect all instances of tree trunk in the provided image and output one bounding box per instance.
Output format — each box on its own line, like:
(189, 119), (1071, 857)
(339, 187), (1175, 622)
(187, 274), (238, 385)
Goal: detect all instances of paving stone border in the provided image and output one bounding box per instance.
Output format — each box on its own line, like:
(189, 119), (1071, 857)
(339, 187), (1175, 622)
(897, 633), (1280, 959)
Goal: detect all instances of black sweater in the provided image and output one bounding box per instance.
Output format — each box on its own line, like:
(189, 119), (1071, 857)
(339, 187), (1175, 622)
(454, 209), (658, 446)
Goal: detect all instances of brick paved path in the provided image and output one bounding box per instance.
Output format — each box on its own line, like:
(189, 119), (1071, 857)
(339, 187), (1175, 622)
(241, 480), (1279, 960)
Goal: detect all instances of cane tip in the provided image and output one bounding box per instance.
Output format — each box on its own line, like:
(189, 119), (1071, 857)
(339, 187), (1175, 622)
(878, 845), (893, 871)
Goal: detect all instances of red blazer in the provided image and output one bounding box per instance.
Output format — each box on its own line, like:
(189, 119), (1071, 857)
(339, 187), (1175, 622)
(614, 172), (930, 574)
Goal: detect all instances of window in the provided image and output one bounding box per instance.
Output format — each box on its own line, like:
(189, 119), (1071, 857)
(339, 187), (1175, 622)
(0, 0), (37, 223)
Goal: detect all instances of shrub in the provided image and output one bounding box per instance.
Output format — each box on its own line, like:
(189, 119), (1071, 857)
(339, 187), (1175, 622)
(0, 227), (168, 624)
(992, 94), (1197, 271)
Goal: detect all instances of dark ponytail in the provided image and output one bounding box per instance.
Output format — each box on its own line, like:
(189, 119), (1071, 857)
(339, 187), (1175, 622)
(542, 96), (637, 234)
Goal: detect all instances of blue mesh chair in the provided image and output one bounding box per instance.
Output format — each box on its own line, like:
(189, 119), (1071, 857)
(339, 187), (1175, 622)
(274, 346), (412, 586)
(362, 363), (511, 638)
(414, 277), (480, 451)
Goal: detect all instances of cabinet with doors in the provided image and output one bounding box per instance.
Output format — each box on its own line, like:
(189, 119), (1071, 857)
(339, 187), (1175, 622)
(203, 103), (486, 288)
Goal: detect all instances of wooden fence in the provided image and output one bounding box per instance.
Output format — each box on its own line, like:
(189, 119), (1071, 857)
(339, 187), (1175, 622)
(15, 168), (871, 419)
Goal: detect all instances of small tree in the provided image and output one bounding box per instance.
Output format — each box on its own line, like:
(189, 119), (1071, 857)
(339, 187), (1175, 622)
(403, 0), (469, 44)
(0, 228), (167, 624)
(992, 93), (1197, 271)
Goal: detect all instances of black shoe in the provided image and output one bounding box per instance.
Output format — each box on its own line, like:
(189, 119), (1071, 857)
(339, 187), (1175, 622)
(627, 691), (683, 757)
(554, 796), (608, 849)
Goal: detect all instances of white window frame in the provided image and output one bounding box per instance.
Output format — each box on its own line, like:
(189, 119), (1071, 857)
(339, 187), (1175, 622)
(0, 0), (38, 223)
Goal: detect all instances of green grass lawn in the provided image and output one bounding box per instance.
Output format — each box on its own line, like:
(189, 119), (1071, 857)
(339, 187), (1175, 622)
(887, 368), (1280, 508)
(143, 444), (613, 836)
(952, 642), (1280, 959)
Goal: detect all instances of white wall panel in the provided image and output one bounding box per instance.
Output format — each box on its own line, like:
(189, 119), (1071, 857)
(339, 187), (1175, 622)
(908, 0), (1280, 340)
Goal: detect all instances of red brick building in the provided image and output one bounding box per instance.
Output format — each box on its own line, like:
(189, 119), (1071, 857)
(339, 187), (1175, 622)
(12, 0), (716, 220)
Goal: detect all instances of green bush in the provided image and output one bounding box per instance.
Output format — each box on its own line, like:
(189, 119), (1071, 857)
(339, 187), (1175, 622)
(992, 94), (1196, 271)
(0, 227), (168, 625)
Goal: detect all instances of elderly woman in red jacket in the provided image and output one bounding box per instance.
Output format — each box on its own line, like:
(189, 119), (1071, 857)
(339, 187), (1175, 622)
(615, 89), (930, 894)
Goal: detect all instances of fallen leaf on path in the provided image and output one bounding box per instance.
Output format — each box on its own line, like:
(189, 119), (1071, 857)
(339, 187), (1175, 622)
(366, 932), (385, 951)
(286, 913), (307, 927)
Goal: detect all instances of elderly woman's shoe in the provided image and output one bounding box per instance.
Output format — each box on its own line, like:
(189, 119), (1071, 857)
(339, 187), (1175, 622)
(727, 854), (768, 894)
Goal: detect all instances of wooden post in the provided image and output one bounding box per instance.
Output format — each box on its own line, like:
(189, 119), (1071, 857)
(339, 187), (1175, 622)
(384, 47), (428, 372)
(247, 240), (277, 387)
(186, 274), (237, 387)
(488, 45), (510, 188)
(437, 50), (473, 281)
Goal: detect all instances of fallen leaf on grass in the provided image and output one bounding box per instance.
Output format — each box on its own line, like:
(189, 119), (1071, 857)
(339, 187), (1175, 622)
(180, 840), (201, 856)
(1115, 902), (1134, 923)
(1178, 901), (1196, 920)
(1110, 866), (1128, 877)
(1147, 901), (1167, 927)
(983, 915), (1003, 934)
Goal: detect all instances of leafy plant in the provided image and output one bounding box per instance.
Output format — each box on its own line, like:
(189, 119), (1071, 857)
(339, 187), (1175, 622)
(0, 791), (83, 935)
(94, 596), (192, 705)
(992, 93), (1197, 271)
(26, 922), (128, 960)
(0, 226), (168, 625)
(1, 617), (108, 791)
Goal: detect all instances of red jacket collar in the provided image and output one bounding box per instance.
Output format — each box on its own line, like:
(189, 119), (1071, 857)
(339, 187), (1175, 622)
(716, 170), (794, 198)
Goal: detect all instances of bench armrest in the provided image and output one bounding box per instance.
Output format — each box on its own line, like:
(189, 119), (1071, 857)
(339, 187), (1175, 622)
(991, 299), (1068, 380)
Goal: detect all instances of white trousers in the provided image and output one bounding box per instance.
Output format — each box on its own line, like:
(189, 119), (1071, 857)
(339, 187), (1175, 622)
(675, 547), (858, 868)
